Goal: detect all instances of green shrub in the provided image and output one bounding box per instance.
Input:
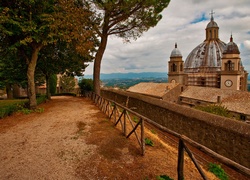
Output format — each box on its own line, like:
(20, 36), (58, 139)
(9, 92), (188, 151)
(0, 95), (46, 118)
(195, 104), (232, 118)
(0, 99), (28, 118)
(0, 104), (18, 118)
(208, 163), (228, 180)
(37, 95), (47, 105)
(133, 117), (139, 123)
(150, 129), (157, 134)
(78, 78), (93, 96)
(145, 137), (154, 146)
(49, 74), (57, 95)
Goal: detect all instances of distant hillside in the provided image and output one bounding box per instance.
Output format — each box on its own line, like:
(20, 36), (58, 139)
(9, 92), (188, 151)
(83, 72), (249, 91)
(84, 72), (167, 80)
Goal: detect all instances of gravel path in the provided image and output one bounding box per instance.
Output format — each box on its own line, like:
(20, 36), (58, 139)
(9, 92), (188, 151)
(0, 96), (101, 180)
(0, 96), (219, 180)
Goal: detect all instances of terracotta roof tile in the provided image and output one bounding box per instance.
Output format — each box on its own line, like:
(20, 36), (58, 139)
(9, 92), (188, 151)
(180, 86), (250, 114)
(127, 82), (178, 97)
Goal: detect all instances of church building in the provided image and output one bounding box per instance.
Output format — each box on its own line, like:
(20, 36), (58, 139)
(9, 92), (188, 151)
(168, 12), (248, 91)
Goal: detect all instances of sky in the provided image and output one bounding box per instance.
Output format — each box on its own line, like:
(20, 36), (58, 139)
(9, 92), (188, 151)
(84, 0), (250, 76)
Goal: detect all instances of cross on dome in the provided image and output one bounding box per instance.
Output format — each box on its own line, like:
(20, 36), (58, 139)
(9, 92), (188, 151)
(210, 10), (215, 21)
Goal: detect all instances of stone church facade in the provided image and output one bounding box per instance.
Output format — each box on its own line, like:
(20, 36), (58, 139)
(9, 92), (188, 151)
(168, 13), (248, 91)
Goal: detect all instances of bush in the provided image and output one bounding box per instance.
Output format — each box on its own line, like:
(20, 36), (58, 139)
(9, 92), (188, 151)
(195, 104), (232, 118)
(78, 78), (93, 96)
(37, 95), (47, 105)
(49, 74), (57, 95)
(0, 99), (28, 118)
(0, 95), (47, 118)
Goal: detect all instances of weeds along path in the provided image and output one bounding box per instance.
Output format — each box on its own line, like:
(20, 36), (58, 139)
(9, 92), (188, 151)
(0, 96), (218, 180)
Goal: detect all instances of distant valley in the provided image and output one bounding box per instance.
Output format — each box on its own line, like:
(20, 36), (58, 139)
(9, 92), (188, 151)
(83, 72), (168, 89)
(84, 72), (167, 80)
(83, 72), (250, 91)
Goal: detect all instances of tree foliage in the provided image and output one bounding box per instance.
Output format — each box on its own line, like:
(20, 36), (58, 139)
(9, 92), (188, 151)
(0, 0), (96, 108)
(36, 41), (95, 99)
(82, 0), (171, 94)
(49, 74), (57, 95)
(78, 78), (94, 96)
(59, 74), (76, 93)
(195, 104), (232, 118)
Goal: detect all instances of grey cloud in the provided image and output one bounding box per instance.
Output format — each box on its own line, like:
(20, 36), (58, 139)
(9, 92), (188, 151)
(84, 0), (250, 75)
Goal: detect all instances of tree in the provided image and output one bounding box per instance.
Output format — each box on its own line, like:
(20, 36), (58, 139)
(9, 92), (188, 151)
(78, 78), (94, 96)
(49, 74), (57, 95)
(36, 41), (95, 99)
(83, 0), (170, 94)
(0, 0), (95, 109)
(0, 51), (27, 99)
(59, 74), (76, 93)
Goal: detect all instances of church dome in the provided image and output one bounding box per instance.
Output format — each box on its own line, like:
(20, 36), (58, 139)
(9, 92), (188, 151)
(223, 35), (240, 54)
(170, 43), (182, 58)
(184, 12), (227, 73)
(206, 19), (218, 28)
(206, 12), (218, 29)
(184, 40), (226, 72)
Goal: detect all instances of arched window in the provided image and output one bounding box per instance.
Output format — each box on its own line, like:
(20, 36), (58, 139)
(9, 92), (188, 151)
(172, 63), (177, 72)
(225, 60), (234, 71)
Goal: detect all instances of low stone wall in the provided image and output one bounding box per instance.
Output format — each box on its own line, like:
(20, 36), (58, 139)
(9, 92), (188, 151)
(101, 88), (250, 168)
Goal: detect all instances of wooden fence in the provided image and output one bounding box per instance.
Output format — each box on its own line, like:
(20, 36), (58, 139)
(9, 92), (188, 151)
(87, 92), (250, 180)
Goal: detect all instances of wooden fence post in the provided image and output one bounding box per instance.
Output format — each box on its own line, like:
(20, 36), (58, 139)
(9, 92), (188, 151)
(141, 118), (145, 155)
(178, 139), (184, 180)
(123, 110), (126, 136)
(114, 104), (117, 124)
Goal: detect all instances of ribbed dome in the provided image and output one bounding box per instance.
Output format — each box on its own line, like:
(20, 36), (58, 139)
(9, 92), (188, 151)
(184, 12), (227, 73)
(170, 43), (182, 58)
(206, 20), (218, 28)
(206, 13), (218, 29)
(223, 35), (240, 54)
(184, 40), (226, 73)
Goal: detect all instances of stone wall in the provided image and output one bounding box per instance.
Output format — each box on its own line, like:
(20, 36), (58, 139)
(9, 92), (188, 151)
(101, 89), (250, 168)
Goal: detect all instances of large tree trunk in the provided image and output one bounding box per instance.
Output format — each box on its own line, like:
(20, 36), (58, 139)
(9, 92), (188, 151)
(46, 74), (51, 100)
(13, 84), (20, 98)
(6, 84), (13, 99)
(27, 45), (42, 109)
(93, 33), (108, 95)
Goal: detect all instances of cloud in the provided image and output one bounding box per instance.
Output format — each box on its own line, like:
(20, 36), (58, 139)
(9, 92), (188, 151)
(84, 0), (250, 76)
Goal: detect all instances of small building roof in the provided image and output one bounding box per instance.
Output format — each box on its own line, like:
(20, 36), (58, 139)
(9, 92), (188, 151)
(180, 86), (250, 115)
(127, 82), (179, 98)
(223, 35), (240, 54)
(170, 43), (182, 58)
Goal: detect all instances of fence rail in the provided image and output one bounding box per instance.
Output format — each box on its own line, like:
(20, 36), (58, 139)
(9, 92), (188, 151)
(87, 92), (250, 179)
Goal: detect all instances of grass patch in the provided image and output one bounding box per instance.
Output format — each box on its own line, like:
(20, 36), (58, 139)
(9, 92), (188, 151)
(150, 129), (157, 134)
(133, 117), (139, 123)
(0, 99), (28, 118)
(208, 163), (228, 180)
(156, 175), (174, 180)
(0, 95), (47, 118)
(145, 137), (154, 146)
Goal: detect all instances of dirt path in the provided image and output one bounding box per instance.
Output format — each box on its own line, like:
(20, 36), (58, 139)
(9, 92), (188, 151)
(0, 96), (218, 180)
